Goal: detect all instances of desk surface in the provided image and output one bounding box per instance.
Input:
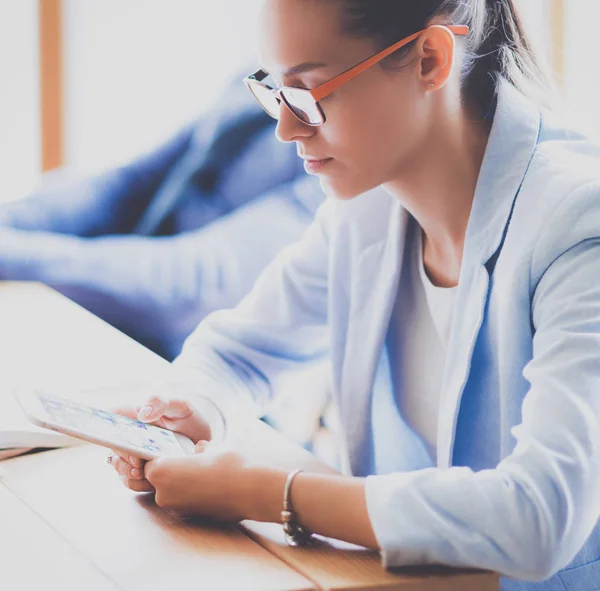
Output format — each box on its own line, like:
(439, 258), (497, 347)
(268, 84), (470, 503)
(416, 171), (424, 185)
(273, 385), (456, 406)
(0, 282), (499, 590)
(1, 445), (313, 591)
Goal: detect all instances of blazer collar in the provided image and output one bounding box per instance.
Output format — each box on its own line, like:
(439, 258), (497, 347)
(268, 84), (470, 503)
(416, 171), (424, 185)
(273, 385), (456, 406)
(339, 197), (408, 476)
(437, 79), (541, 468)
(463, 78), (541, 269)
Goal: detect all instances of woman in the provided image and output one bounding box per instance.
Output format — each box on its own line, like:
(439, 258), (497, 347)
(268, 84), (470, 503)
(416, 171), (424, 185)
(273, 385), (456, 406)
(108, 1), (600, 588)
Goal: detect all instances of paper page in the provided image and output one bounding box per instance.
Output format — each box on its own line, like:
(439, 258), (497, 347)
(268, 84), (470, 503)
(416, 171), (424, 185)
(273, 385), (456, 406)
(0, 392), (75, 449)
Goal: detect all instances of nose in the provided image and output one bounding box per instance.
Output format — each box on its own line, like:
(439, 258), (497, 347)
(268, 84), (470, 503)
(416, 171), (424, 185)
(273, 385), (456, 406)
(275, 101), (315, 144)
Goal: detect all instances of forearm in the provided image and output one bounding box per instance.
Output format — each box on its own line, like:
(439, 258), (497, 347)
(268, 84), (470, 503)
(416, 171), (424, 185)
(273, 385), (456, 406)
(248, 468), (379, 550)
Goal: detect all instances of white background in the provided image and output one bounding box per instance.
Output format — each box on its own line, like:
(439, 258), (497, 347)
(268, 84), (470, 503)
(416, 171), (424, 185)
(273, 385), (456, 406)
(563, 1), (600, 135)
(62, 0), (261, 172)
(0, 0), (40, 202)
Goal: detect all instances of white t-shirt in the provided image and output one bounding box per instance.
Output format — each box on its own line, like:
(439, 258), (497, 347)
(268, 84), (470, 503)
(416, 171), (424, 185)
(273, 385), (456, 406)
(388, 227), (457, 462)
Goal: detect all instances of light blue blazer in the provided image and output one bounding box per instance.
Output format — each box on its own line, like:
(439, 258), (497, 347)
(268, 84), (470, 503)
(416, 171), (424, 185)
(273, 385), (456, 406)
(175, 80), (600, 589)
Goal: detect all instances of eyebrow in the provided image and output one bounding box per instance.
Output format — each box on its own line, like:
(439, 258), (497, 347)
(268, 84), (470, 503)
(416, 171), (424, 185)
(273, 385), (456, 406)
(281, 61), (328, 78)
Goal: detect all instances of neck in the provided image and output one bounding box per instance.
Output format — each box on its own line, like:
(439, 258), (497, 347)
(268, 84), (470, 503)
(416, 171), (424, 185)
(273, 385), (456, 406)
(383, 101), (491, 286)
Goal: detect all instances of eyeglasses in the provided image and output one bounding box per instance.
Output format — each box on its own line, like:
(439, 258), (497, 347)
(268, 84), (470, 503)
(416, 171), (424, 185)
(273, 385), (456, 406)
(244, 25), (468, 127)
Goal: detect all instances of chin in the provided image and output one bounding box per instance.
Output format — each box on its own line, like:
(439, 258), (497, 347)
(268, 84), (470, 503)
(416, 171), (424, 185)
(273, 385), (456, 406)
(319, 175), (378, 201)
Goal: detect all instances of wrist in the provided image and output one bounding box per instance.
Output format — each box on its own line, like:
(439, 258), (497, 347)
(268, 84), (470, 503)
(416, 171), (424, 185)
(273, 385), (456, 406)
(243, 465), (288, 523)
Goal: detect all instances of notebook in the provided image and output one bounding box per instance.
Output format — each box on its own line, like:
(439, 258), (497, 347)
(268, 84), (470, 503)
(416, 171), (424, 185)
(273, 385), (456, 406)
(0, 389), (82, 459)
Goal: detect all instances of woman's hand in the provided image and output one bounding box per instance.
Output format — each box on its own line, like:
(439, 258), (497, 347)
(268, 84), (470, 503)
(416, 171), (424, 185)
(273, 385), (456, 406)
(144, 440), (268, 522)
(109, 397), (213, 494)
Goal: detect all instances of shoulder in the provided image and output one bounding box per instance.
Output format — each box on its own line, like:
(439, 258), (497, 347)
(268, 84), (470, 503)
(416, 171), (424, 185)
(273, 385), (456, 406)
(525, 116), (600, 279)
(531, 110), (600, 195)
(536, 112), (600, 176)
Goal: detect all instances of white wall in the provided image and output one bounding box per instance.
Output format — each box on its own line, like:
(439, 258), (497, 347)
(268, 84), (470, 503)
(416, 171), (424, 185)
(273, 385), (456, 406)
(563, 1), (600, 138)
(62, 0), (261, 173)
(518, 0), (553, 58)
(0, 0), (40, 202)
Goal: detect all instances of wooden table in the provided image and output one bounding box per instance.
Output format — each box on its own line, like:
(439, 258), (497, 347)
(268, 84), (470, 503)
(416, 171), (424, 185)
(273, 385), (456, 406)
(0, 282), (499, 590)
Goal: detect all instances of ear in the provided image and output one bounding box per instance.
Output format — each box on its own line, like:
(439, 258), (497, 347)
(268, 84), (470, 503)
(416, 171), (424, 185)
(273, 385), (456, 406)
(414, 25), (455, 90)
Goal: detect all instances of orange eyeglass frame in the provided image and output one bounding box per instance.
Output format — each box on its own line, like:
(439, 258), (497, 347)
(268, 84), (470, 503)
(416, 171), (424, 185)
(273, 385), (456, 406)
(244, 25), (469, 126)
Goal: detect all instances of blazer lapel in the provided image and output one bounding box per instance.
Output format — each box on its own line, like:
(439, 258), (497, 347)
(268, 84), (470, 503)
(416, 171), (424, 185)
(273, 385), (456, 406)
(437, 80), (541, 468)
(339, 198), (408, 476)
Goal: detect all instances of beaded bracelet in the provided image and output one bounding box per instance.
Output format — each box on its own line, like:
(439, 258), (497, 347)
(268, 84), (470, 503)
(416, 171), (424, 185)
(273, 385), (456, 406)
(281, 468), (313, 547)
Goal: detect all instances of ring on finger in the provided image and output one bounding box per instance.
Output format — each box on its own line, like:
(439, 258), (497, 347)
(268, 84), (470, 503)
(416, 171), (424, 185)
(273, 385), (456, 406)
(107, 453), (115, 465)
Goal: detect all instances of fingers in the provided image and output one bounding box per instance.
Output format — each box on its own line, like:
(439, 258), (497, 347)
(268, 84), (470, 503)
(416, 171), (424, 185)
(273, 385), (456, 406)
(194, 440), (210, 454)
(143, 457), (165, 484)
(128, 454), (143, 469)
(119, 475), (155, 493)
(108, 452), (153, 493)
(137, 396), (169, 423)
(110, 452), (145, 480)
(160, 399), (194, 420)
(111, 400), (165, 423)
(137, 397), (194, 423)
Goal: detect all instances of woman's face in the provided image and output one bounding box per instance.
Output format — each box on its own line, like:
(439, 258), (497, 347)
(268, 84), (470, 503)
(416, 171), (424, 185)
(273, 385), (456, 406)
(258, 0), (436, 200)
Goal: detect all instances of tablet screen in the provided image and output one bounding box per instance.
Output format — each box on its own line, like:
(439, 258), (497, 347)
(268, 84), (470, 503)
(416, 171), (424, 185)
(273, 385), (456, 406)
(38, 393), (186, 456)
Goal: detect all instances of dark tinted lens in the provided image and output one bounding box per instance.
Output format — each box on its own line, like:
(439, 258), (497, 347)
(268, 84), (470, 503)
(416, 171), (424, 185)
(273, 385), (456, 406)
(281, 88), (323, 125)
(247, 81), (280, 119)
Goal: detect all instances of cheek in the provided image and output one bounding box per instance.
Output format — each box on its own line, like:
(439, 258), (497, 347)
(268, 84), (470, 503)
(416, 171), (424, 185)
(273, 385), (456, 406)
(318, 89), (427, 198)
(364, 85), (427, 154)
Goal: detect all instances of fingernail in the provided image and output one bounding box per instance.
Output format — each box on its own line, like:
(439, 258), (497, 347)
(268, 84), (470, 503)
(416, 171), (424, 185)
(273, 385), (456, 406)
(131, 468), (141, 479)
(138, 406), (152, 420)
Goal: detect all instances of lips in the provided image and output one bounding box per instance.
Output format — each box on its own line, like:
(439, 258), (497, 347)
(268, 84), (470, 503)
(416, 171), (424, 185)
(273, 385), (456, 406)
(302, 156), (334, 174)
(300, 155), (331, 163)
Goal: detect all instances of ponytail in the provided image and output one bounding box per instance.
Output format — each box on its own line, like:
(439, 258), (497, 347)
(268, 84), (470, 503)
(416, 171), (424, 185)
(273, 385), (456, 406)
(339, 0), (557, 114)
(461, 0), (557, 112)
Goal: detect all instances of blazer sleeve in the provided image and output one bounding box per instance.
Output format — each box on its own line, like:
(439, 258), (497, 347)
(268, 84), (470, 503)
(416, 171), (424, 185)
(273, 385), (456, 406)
(0, 178), (323, 360)
(363, 181), (600, 582)
(171, 195), (334, 419)
(0, 122), (195, 236)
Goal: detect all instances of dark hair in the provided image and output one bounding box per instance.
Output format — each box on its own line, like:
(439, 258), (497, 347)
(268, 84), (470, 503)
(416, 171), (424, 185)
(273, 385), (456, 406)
(338, 0), (556, 114)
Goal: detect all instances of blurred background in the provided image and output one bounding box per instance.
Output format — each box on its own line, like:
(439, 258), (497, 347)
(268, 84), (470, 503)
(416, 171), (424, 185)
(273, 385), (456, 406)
(0, 0), (262, 202)
(0, 0), (597, 204)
